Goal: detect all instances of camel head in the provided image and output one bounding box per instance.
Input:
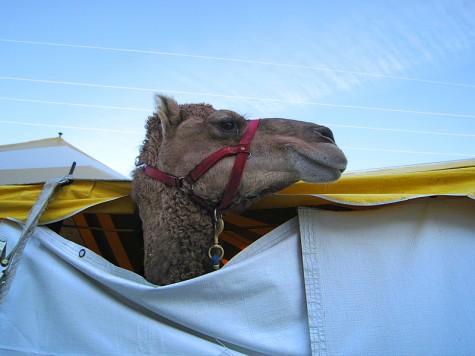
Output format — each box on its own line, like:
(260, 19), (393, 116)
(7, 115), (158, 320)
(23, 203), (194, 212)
(136, 95), (347, 212)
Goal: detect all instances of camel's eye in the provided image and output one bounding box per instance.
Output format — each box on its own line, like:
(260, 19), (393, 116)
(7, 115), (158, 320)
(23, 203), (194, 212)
(208, 111), (243, 139)
(220, 121), (235, 131)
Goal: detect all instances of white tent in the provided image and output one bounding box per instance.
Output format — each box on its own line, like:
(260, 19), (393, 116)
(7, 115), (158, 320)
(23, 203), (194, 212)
(1, 138), (474, 355)
(0, 137), (127, 184)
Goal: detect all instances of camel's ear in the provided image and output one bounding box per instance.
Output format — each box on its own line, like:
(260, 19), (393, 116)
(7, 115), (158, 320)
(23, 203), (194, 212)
(155, 95), (180, 136)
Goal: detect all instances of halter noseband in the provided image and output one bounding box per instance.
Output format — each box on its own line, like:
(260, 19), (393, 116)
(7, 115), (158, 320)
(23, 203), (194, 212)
(144, 119), (260, 213)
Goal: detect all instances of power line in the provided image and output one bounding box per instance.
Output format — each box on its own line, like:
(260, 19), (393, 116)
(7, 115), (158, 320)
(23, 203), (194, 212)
(1, 94), (475, 137)
(2, 116), (472, 138)
(1, 117), (474, 140)
(2, 40), (472, 164)
(0, 120), (142, 134)
(1, 38), (475, 88)
(0, 119), (472, 157)
(0, 97), (150, 112)
(342, 146), (474, 157)
(325, 124), (475, 137)
(1, 85), (475, 119)
(3, 76), (475, 121)
(0, 76), (155, 92)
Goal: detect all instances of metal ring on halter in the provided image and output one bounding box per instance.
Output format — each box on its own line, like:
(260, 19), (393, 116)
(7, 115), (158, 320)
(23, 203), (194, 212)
(176, 177), (185, 191)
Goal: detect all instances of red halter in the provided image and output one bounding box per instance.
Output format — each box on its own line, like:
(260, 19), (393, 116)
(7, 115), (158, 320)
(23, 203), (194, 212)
(144, 119), (260, 213)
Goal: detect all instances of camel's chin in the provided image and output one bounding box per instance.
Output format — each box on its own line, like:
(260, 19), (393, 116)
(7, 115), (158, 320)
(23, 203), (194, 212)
(300, 165), (342, 183)
(293, 148), (347, 183)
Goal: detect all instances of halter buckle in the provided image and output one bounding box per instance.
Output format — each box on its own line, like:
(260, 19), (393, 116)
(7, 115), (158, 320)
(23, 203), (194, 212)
(175, 176), (185, 190)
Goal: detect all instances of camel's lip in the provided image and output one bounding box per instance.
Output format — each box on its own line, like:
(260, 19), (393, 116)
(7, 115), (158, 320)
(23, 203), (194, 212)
(291, 145), (348, 182)
(313, 157), (347, 172)
(311, 162), (345, 182)
(300, 146), (347, 168)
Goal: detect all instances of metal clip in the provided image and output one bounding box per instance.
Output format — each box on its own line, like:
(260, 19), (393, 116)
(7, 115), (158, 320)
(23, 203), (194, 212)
(209, 210), (225, 270)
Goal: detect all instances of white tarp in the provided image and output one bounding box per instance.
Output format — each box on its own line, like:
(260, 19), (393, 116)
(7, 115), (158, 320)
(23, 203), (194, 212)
(299, 198), (475, 355)
(0, 218), (310, 355)
(1, 197), (474, 355)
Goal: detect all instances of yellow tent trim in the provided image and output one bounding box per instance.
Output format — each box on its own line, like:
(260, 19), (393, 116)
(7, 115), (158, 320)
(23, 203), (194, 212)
(252, 162), (475, 209)
(0, 180), (132, 224)
(1, 160), (474, 224)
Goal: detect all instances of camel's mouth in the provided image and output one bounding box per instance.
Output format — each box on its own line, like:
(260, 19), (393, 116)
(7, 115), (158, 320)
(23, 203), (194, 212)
(291, 143), (347, 183)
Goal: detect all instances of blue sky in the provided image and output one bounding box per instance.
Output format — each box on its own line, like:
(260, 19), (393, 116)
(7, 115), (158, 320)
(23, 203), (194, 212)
(1, 0), (474, 177)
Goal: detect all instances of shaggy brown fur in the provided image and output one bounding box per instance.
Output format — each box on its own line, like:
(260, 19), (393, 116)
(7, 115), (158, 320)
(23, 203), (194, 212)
(132, 95), (347, 285)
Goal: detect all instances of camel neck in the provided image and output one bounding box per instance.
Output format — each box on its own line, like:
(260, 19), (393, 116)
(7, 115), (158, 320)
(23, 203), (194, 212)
(133, 171), (215, 285)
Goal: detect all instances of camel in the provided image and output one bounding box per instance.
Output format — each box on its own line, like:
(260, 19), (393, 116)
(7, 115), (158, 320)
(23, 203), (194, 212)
(132, 95), (347, 285)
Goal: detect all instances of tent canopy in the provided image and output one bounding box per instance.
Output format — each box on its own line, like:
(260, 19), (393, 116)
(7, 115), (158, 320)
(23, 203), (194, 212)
(0, 137), (128, 185)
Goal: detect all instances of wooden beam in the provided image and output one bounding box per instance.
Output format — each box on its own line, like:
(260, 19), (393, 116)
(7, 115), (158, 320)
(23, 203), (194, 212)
(97, 214), (133, 271)
(72, 214), (101, 255)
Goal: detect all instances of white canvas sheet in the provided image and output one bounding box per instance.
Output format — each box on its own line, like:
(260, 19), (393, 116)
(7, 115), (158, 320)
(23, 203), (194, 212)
(1, 197), (474, 355)
(299, 198), (475, 355)
(0, 217), (310, 355)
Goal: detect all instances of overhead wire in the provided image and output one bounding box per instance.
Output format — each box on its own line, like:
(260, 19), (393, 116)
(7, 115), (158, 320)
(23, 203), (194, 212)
(1, 76), (475, 140)
(0, 120), (143, 135)
(0, 119), (472, 156)
(0, 80), (474, 119)
(1, 38), (474, 88)
(0, 38), (473, 158)
(0, 96), (150, 112)
(341, 146), (474, 157)
(323, 124), (475, 138)
(1, 116), (474, 139)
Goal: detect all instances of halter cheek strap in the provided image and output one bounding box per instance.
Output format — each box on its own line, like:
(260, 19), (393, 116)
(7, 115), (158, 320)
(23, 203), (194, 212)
(144, 119), (260, 213)
(217, 119), (260, 211)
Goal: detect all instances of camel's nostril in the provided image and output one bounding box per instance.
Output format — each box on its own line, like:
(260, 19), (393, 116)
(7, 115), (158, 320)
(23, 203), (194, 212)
(315, 126), (335, 143)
